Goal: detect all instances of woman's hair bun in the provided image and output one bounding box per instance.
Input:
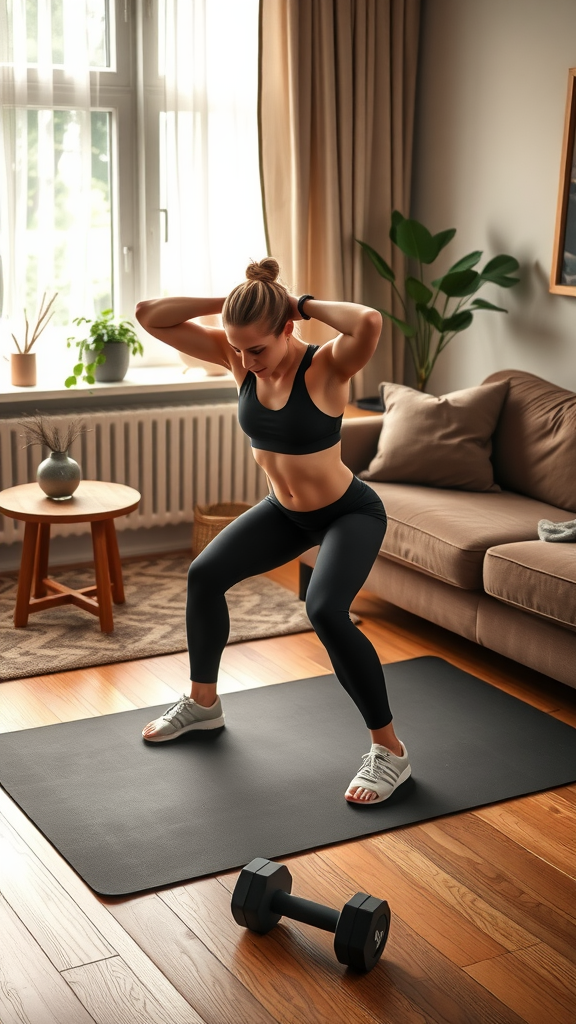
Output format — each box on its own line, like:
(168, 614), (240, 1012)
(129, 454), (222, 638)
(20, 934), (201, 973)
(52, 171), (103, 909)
(245, 257), (279, 284)
(224, 255), (290, 334)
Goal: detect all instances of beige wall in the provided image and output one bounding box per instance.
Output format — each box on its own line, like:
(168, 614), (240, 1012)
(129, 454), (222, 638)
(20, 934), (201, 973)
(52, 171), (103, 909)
(410, 0), (576, 394)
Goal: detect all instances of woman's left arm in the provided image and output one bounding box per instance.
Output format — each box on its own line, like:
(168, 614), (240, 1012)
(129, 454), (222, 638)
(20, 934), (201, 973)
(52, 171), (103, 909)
(295, 298), (382, 380)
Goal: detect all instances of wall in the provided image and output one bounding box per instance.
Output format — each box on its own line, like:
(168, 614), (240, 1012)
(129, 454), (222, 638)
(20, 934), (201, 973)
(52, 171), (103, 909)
(410, 0), (576, 394)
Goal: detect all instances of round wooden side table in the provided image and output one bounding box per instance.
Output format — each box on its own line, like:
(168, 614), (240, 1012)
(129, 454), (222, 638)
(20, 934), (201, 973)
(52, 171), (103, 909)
(0, 481), (141, 633)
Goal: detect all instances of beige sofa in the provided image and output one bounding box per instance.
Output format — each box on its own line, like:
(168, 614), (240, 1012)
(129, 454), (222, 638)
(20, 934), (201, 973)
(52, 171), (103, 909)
(299, 369), (576, 690)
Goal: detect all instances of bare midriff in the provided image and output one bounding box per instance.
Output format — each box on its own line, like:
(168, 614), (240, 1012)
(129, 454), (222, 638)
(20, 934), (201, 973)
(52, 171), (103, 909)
(254, 444), (354, 511)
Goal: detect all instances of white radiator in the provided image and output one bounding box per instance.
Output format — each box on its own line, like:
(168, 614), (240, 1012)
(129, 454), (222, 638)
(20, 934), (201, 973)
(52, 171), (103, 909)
(0, 404), (268, 545)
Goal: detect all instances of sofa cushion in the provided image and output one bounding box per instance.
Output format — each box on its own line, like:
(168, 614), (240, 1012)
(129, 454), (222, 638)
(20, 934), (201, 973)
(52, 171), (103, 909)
(359, 379), (508, 492)
(369, 481), (576, 590)
(483, 369), (576, 512)
(483, 541), (576, 631)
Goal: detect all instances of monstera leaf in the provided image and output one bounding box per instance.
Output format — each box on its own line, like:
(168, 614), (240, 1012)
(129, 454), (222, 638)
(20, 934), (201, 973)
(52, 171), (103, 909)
(357, 216), (520, 390)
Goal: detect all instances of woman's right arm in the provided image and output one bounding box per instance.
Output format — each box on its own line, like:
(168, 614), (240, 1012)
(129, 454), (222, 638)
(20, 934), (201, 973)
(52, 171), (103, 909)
(135, 296), (231, 368)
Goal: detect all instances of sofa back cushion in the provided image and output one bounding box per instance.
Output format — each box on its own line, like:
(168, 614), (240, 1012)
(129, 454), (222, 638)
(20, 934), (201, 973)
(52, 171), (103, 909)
(484, 370), (576, 512)
(359, 379), (509, 492)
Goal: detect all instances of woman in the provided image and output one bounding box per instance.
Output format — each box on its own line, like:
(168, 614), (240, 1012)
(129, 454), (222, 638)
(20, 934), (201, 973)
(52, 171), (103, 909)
(135, 258), (411, 804)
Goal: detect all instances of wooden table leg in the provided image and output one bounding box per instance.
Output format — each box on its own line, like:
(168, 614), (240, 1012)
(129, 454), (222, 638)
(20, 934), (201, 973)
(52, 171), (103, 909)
(91, 520), (114, 633)
(104, 518), (125, 604)
(32, 522), (51, 598)
(14, 521), (39, 627)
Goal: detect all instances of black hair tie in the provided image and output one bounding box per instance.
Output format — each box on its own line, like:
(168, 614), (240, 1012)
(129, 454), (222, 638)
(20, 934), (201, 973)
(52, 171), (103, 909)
(297, 295), (314, 320)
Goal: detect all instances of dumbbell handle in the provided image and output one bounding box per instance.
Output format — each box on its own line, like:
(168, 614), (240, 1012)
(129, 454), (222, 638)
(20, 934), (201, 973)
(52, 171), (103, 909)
(270, 890), (340, 933)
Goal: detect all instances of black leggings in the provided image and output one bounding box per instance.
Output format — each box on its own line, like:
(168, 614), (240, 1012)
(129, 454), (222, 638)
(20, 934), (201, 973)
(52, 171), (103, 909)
(186, 476), (392, 729)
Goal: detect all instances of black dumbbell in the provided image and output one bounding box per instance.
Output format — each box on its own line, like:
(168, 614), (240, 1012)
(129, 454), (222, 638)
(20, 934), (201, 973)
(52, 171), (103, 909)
(231, 857), (390, 973)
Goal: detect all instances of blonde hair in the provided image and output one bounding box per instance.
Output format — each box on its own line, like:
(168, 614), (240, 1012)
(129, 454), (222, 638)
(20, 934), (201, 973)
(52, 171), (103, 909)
(222, 257), (292, 337)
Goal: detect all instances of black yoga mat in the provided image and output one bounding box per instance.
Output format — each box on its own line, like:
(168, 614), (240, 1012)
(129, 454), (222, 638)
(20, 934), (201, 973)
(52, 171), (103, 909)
(1, 656), (575, 896)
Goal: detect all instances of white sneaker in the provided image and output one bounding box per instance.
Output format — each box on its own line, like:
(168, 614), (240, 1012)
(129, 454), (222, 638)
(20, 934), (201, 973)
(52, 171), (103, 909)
(346, 742), (411, 804)
(142, 694), (225, 742)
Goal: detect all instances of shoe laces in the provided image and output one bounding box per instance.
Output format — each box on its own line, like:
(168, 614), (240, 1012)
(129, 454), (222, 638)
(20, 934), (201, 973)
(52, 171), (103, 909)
(163, 694), (194, 721)
(357, 749), (394, 784)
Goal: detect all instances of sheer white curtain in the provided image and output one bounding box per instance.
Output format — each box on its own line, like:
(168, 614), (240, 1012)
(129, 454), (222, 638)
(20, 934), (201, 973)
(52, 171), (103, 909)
(0, 0), (95, 345)
(156, 0), (266, 301)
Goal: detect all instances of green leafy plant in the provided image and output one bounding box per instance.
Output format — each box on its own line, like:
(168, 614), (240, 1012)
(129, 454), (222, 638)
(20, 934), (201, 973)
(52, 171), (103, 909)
(357, 211), (520, 391)
(65, 308), (144, 387)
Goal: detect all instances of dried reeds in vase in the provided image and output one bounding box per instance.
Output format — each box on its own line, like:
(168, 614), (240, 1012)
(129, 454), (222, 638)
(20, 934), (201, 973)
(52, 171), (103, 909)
(18, 412), (87, 454)
(10, 291), (58, 387)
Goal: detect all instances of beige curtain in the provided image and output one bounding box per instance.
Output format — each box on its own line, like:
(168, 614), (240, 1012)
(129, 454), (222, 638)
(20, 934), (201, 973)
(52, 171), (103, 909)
(259, 0), (420, 397)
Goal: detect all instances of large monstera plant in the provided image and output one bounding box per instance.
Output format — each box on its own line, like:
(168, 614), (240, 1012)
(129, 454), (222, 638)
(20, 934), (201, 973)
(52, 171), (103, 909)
(357, 212), (520, 391)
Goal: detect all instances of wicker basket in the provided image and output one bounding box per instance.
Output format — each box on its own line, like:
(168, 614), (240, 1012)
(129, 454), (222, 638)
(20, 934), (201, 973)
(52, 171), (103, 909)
(191, 501), (251, 558)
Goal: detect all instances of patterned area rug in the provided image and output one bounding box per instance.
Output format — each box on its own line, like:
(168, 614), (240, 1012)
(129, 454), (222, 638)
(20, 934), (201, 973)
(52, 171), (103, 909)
(0, 554), (319, 682)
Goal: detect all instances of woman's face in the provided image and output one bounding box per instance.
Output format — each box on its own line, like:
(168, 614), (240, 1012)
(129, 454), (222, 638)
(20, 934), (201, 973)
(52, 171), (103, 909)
(225, 321), (293, 378)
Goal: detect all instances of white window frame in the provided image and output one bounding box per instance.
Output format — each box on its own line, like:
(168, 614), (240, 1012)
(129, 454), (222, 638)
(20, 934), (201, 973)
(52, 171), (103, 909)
(1, 0), (265, 381)
(0, 0), (141, 341)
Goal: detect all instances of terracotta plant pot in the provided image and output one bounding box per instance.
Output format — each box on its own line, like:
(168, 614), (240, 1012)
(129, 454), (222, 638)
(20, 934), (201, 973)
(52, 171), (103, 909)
(11, 352), (37, 387)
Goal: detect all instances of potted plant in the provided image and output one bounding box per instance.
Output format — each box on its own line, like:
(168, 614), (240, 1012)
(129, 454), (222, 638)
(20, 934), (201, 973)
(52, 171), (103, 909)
(357, 212), (520, 391)
(65, 309), (144, 387)
(9, 291), (58, 387)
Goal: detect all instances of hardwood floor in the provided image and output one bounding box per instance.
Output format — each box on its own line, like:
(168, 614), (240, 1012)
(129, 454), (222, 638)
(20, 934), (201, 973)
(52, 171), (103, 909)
(1, 557), (575, 1024)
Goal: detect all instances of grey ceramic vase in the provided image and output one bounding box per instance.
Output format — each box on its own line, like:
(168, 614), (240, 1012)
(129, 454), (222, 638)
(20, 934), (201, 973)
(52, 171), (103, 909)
(88, 341), (130, 382)
(37, 451), (81, 500)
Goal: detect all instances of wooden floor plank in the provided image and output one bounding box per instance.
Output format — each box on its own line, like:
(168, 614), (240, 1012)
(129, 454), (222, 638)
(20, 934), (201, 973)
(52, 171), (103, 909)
(475, 795), (576, 880)
(51, 665), (138, 717)
(219, 639), (330, 688)
(0, 892), (96, 1024)
(464, 942), (576, 1024)
(0, 787), (219, 1022)
(255, 628), (334, 674)
(109, 893), (282, 1024)
(555, 783), (576, 808)
(62, 956), (207, 1024)
(96, 659), (181, 708)
(321, 830), (536, 965)
(18, 673), (101, 723)
(405, 815), (576, 963)
(0, 809), (114, 970)
(15, 666), (137, 720)
(110, 652), (249, 701)
(0, 679), (61, 731)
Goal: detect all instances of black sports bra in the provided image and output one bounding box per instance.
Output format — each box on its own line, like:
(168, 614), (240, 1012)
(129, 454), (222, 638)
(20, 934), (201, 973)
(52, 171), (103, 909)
(237, 344), (343, 455)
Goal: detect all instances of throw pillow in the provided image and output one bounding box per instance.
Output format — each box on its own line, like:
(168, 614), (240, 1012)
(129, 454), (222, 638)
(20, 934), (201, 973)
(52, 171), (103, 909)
(359, 379), (509, 491)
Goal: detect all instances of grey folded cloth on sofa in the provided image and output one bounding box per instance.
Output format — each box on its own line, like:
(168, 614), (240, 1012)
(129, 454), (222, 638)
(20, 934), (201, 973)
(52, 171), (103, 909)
(538, 518), (576, 542)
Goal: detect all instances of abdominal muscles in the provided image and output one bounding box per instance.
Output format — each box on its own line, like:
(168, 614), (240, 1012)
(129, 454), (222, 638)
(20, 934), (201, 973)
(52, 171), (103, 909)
(252, 443), (353, 511)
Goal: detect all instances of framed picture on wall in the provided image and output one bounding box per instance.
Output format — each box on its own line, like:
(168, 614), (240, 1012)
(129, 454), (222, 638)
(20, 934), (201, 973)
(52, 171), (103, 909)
(551, 67), (576, 295)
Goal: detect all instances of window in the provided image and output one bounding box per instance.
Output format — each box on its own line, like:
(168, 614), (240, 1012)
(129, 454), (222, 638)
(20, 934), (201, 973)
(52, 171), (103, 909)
(0, 0), (266, 374)
(19, 107), (113, 317)
(141, 0), (266, 365)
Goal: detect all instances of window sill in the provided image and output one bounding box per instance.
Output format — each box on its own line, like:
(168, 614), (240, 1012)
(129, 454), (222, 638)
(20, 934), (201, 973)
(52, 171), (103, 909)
(0, 364), (238, 407)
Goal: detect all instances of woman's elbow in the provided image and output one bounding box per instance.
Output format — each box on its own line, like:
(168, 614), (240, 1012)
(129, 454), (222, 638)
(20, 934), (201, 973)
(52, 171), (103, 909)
(134, 300), (151, 327)
(364, 309), (382, 335)
(359, 309), (382, 346)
